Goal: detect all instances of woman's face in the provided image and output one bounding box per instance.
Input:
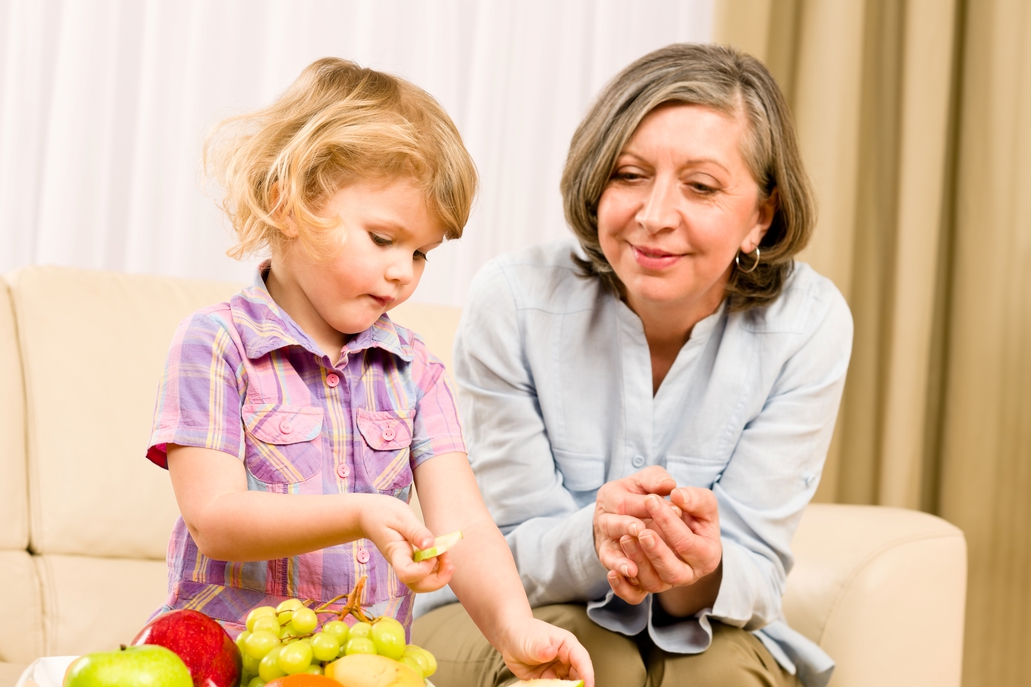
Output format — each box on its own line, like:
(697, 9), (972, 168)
(597, 103), (776, 321)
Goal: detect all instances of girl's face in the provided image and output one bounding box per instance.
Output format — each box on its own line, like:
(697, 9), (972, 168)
(270, 177), (444, 357)
(596, 103), (776, 323)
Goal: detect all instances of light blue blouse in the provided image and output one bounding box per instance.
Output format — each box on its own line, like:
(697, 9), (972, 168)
(416, 239), (852, 687)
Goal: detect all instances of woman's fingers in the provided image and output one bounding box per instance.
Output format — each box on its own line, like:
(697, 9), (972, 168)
(606, 568), (648, 605)
(639, 492), (722, 583)
(595, 467), (677, 520)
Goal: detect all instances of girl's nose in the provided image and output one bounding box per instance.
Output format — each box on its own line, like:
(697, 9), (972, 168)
(385, 256), (414, 285)
(636, 178), (680, 233)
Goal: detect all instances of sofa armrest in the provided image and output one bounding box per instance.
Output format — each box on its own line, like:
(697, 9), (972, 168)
(784, 503), (967, 686)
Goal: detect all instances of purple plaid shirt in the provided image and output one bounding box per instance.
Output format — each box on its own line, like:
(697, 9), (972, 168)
(147, 268), (465, 635)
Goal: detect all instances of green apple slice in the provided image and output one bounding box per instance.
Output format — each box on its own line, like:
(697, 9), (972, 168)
(413, 531), (464, 561)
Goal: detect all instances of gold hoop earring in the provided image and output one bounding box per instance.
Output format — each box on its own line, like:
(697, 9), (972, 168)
(735, 247), (760, 274)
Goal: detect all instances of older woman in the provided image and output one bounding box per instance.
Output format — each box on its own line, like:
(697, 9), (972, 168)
(413, 43), (852, 687)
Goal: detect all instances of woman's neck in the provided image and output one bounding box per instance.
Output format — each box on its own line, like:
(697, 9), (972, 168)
(628, 291), (723, 395)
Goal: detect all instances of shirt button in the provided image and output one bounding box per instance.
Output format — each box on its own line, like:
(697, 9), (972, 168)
(632, 454), (645, 468)
(336, 464), (350, 479)
(280, 420), (293, 434)
(356, 548), (370, 564)
(326, 373), (340, 388)
(382, 427), (396, 441)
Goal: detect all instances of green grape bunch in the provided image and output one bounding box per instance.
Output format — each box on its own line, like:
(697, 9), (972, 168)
(234, 576), (437, 687)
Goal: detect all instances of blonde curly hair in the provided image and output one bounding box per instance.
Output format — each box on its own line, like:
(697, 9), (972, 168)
(207, 57), (477, 261)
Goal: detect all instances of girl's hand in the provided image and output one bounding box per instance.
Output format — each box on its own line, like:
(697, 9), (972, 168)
(498, 617), (595, 687)
(358, 495), (455, 593)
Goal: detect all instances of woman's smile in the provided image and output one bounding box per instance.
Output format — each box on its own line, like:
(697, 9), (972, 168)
(631, 243), (686, 269)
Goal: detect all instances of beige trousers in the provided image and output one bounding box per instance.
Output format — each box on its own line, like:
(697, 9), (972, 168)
(412, 603), (801, 687)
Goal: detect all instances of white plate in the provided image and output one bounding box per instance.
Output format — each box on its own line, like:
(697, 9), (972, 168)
(16, 656), (77, 687)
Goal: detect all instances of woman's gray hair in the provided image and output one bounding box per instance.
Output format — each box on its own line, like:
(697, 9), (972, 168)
(560, 43), (815, 311)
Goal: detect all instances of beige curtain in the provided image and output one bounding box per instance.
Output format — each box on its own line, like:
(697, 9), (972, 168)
(715, 0), (1031, 685)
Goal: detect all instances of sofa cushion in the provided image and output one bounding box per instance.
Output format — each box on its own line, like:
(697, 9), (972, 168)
(0, 550), (44, 665)
(36, 554), (169, 657)
(9, 266), (240, 559)
(0, 279), (28, 552)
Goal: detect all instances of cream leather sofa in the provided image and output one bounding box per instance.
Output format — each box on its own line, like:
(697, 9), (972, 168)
(1, 265), (967, 687)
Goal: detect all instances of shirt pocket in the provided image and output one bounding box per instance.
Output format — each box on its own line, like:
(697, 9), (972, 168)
(242, 403), (324, 484)
(665, 454), (728, 489)
(553, 448), (607, 497)
(355, 408), (415, 496)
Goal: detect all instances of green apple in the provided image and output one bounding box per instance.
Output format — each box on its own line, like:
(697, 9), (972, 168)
(413, 530), (464, 561)
(64, 644), (193, 687)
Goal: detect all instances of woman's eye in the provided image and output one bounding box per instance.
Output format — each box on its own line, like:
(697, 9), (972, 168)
(612, 170), (643, 182)
(689, 182), (717, 195)
(370, 233), (392, 246)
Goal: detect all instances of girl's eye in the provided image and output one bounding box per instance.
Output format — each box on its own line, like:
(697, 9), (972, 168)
(370, 233), (392, 247)
(414, 250), (428, 262)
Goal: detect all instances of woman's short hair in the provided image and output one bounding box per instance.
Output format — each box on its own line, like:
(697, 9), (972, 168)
(207, 57), (478, 261)
(561, 43), (815, 311)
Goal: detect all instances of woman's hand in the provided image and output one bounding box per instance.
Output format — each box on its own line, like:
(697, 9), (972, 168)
(593, 466), (678, 593)
(593, 467), (722, 610)
(610, 487), (722, 613)
(497, 617), (595, 687)
(357, 495), (455, 593)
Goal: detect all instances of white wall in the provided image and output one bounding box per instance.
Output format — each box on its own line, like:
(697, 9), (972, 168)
(0, 0), (713, 306)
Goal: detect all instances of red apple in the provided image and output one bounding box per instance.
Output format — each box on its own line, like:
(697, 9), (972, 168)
(132, 609), (242, 687)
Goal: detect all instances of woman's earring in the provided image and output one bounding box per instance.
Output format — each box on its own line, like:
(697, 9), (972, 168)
(735, 247), (761, 274)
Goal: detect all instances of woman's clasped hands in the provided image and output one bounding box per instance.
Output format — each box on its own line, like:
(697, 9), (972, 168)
(594, 466), (723, 614)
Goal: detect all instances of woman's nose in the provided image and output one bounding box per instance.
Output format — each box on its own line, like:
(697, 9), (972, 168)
(636, 178), (680, 233)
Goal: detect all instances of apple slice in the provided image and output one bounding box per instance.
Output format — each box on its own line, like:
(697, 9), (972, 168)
(413, 530), (464, 561)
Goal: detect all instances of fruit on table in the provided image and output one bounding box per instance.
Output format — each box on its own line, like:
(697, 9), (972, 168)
(63, 644), (193, 687)
(412, 531), (463, 562)
(324, 653), (424, 686)
(264, 675), (342, 686)
(132, 608), (243, 687)
(233, 587), (438, 684)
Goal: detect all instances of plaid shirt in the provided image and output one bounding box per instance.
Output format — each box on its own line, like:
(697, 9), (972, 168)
(147, 268), (465, 635)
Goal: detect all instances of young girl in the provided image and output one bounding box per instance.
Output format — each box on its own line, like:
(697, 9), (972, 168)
(145, 57), (593, 685)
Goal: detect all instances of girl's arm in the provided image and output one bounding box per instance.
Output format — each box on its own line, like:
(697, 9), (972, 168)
(167, 444), (453, 592)
(414, 452), (594, 686)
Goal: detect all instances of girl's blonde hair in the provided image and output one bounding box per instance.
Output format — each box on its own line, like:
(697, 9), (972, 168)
(207, 58), (478, 260)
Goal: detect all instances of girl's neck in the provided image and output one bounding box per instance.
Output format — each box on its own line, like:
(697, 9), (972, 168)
(264, 265), (347, 364)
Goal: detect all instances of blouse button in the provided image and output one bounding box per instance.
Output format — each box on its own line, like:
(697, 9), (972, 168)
(326, 373), (340, 388)
(631, 454), (645, 468)
(356, 548), (370, 564)
(336, 463), (350, 479)
(280, 420), (293, 434)
(382, 427), (396, 441)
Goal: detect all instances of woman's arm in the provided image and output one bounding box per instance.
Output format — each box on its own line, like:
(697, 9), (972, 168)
(415, 452), (594, 685)
(166, 444), (452, 592)
(451, 258), (611, 605)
